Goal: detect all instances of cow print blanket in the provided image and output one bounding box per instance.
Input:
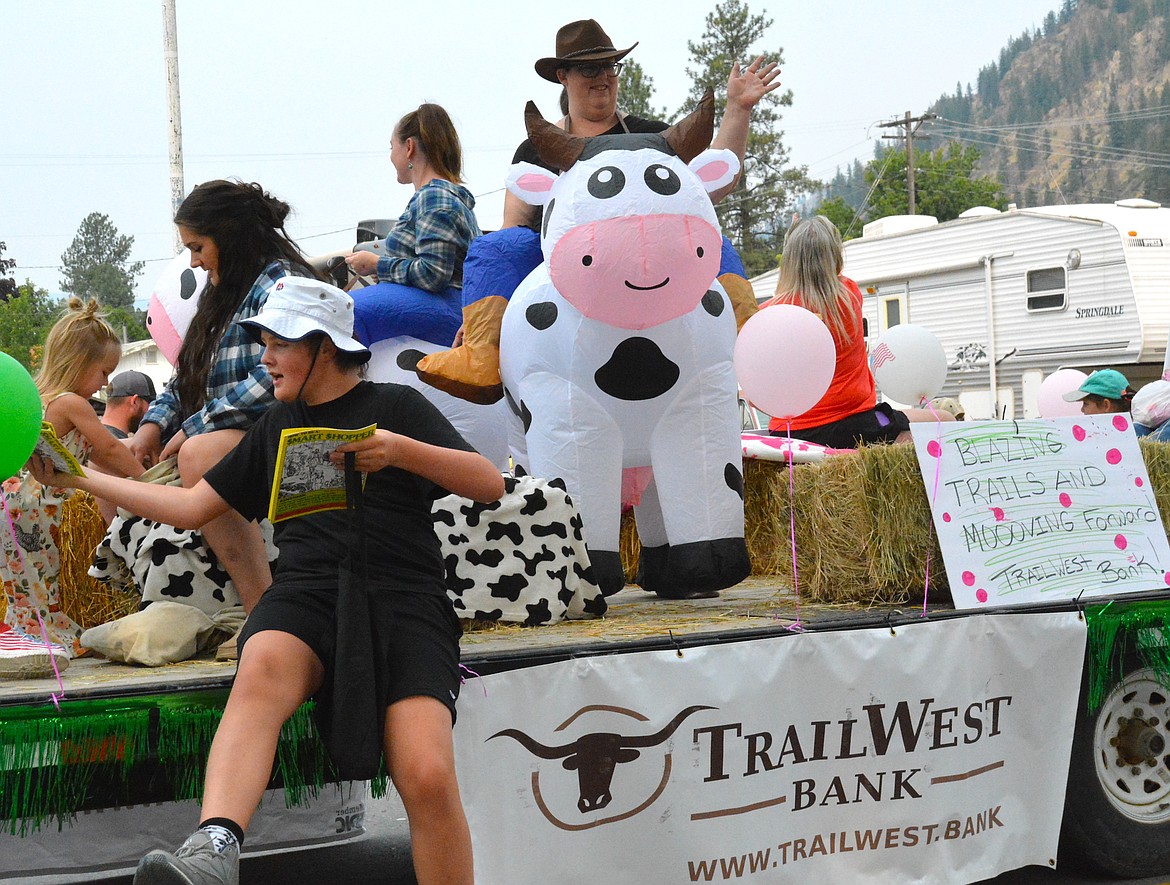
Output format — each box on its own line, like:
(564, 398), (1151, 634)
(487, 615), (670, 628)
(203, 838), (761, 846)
(90, 513), (276, 616)
(433, 475), (607, 624)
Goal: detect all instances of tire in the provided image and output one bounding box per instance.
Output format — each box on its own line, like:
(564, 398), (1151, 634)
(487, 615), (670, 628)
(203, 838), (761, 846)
(1060, 664), (1170, 877)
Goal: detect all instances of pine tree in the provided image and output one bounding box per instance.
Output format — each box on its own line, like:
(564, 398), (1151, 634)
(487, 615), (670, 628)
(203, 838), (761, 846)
(59, 212), (144, 311)
(681, 0), (816, 276)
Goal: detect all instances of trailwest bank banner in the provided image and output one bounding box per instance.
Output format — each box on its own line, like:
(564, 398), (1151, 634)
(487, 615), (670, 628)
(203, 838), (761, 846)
(455, 612), (1086, 884)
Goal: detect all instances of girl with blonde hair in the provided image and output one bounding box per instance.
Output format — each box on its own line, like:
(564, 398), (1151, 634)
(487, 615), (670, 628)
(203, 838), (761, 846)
(1, 298), (144, 672)
(764, 216), (945, 447)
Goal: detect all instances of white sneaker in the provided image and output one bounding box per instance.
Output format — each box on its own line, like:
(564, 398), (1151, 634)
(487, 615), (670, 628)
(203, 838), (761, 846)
(134, 829), (239, 885)
(0, 624), (69, 678)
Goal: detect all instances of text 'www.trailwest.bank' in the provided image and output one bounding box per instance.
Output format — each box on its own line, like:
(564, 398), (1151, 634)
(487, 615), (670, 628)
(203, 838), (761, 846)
(686, 807), (1004, 881)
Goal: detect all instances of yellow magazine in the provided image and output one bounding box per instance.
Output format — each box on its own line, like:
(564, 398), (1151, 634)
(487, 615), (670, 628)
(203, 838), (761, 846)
(267, 424), (376, 523)
(34, 420), (86, 477)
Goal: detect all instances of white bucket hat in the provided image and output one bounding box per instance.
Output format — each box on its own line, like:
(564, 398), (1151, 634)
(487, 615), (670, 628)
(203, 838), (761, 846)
(240, 276), (370, 362)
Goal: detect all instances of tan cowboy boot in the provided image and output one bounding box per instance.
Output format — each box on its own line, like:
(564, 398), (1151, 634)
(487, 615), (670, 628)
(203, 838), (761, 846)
(719, 272), (760, 332)
(416, 295), (508, 404)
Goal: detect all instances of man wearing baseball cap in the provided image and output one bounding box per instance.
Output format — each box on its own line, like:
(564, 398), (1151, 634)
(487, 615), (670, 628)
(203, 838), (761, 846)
(104, 371), (157, 439)
(1062, 368), (1136, 415)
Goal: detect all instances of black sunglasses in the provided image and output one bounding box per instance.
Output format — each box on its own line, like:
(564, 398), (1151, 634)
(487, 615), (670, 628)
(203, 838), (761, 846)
(565, 61), (623, 79)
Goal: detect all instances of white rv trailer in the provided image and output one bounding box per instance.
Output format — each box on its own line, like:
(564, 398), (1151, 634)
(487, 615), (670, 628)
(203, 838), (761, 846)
(838, 199), (1170, 419)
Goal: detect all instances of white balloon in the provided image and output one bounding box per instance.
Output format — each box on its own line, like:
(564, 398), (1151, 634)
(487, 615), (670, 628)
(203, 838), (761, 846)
(871, 324), (948, 406)
(1036, 368), (1088, 418)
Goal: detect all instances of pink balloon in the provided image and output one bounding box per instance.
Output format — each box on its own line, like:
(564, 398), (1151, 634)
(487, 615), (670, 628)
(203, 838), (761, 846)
(1036, 368), (1088, 418)
(734, 305), (835, 419)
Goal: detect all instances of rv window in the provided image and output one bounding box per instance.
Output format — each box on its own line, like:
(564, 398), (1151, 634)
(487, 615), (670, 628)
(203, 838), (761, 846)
(862, 317), (869, 338)
(1026, 267), (1066, 312)
(884, 299), (901, 327)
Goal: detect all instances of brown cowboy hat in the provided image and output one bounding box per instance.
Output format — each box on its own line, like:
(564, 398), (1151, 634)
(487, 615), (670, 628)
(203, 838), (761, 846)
(534, 19), (638, 83)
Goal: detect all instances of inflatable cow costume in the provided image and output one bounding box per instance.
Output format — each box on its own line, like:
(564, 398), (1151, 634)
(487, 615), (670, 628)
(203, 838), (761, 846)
(500, 91), (752, 599)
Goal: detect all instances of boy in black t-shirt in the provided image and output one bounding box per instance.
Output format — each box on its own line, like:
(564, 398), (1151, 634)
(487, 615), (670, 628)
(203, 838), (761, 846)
(32, 277), (502, 885)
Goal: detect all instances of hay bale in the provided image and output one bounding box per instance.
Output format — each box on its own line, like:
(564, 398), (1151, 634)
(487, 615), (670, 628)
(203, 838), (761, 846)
(57, 492), (139, 629)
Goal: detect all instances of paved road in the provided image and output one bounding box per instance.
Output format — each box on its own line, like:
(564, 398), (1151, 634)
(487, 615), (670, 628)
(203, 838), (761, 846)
(11, 794), (1169, 884)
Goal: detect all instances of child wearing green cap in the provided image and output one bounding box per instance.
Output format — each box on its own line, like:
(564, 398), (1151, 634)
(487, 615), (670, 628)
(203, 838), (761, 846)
(1062, 368), (1136, 416)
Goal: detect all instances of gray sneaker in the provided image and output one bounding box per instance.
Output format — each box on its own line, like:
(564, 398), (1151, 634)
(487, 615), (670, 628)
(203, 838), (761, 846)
(134, 829), (239, 885)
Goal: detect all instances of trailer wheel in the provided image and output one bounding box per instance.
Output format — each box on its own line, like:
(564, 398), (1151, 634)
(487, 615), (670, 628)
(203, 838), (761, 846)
(1061, 667), (1170, 877)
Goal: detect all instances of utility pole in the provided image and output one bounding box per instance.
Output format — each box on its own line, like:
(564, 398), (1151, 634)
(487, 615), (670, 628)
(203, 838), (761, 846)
(162, 0), (185, 254)
(878, 111), (936, 215)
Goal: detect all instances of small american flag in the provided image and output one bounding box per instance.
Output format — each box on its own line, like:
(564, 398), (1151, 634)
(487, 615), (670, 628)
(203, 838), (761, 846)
(871, 342), (895, 370)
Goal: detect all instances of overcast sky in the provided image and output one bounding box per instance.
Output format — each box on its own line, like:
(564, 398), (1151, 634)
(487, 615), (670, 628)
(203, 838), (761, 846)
(3, 0), (1060, 308)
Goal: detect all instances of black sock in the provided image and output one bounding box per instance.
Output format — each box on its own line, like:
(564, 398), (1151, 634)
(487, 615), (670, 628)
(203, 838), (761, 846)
(199, 816), (245, 848)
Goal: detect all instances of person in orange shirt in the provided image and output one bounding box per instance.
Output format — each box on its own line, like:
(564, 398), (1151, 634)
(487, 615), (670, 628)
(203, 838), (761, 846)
(763, 216), (947, 447)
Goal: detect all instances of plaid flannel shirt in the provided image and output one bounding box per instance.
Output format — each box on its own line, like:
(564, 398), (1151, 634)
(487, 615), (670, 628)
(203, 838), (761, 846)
(376, 179), (481, 291)
(144, 260), (289, 439)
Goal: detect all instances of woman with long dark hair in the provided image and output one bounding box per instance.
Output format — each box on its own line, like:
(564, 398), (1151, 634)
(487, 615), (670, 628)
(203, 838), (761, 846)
(130, 179), (316, 611)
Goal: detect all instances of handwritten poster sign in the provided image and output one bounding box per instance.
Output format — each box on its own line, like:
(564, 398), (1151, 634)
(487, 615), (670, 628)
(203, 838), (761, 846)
(911, 416), (1170, 609)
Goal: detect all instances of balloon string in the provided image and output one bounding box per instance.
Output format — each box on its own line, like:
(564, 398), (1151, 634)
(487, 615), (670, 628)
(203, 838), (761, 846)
(2, 489), (66, 708)
(786, 419), (803, 633)
(920, 398), (945, 617)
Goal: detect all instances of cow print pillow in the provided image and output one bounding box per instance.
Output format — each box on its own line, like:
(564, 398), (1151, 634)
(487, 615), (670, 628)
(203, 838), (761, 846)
(433, 475), (607, 625)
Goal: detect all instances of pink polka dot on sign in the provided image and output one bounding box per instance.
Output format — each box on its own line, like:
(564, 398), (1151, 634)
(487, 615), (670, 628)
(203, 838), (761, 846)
(1059, 493), (1072, 508)
(1115, 534), (1128, 550)
(962, 571), (976, 586)
(927, 440), (942, 458)
(1137, 477), (1145, 488)
(942, 512), (952, 523)
(1164, 572), (1170, 587)
(1106, 448), (1122, 465)
(990, 507), (1006, 522)
(1073, 425), (1087, 441)
(976, 589), (989, 603)
(1113, 415), (1129, 431)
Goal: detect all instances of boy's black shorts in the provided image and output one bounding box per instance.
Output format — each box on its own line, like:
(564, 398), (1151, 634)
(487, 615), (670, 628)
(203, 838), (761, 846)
(238, 582), (463, 722)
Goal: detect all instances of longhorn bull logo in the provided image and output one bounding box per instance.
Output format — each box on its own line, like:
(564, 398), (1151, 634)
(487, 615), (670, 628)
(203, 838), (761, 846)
(488, 704), (714, 814)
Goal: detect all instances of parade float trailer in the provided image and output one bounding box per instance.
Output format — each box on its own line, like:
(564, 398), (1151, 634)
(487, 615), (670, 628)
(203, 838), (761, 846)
(7, 424), (1170, 882)
(835, 199), (1170, 420)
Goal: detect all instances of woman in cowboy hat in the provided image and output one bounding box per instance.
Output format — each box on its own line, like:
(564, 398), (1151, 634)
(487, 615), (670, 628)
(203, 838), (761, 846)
(33, 277), (504, 885)
(417, 18), (781, 403)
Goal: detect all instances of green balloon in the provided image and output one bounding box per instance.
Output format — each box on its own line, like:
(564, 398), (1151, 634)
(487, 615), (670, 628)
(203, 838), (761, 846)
(0, 352), (43, 481)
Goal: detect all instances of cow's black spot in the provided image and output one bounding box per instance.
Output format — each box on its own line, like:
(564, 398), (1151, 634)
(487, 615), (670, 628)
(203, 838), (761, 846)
(460, 500), (497, 528)
(514, 462), (528, 478)
(523, 598), (553, 626)
(489, 573), (529, 602)
(433, 509), (457, 527)
(486, 521), (524, 545)
(504, 388), (521, 418)
(548, 477), (567, 492)
(542, 198), (555, 239)
(531, 521), (568, 539)
(179, 269), (198, 299)
(474, 608), (504, 621)
(702, 290), (724, 317)
(447, 533), (469, 546)
(520, 488), (548, 516)
(526, 301), (558, 331)
(444, 553), (474, 595)
(583, 593), (608, 617)
(503, 475), (519, 494)
(514, 544), (555, 576)
(594, 338), (680, 401)
(468, 548), (505, 568)
(519, 399), (532, 434)
(397, 348), (426, 371)
(160, 570), (196, 599)
(204, 561), (230, 589)
(644, 163), (681, 195)
(587, 165), (625, 199)
(150, 539), (183, 567)
(569, 511), (586, 541)
(725, 462), (745, 500)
